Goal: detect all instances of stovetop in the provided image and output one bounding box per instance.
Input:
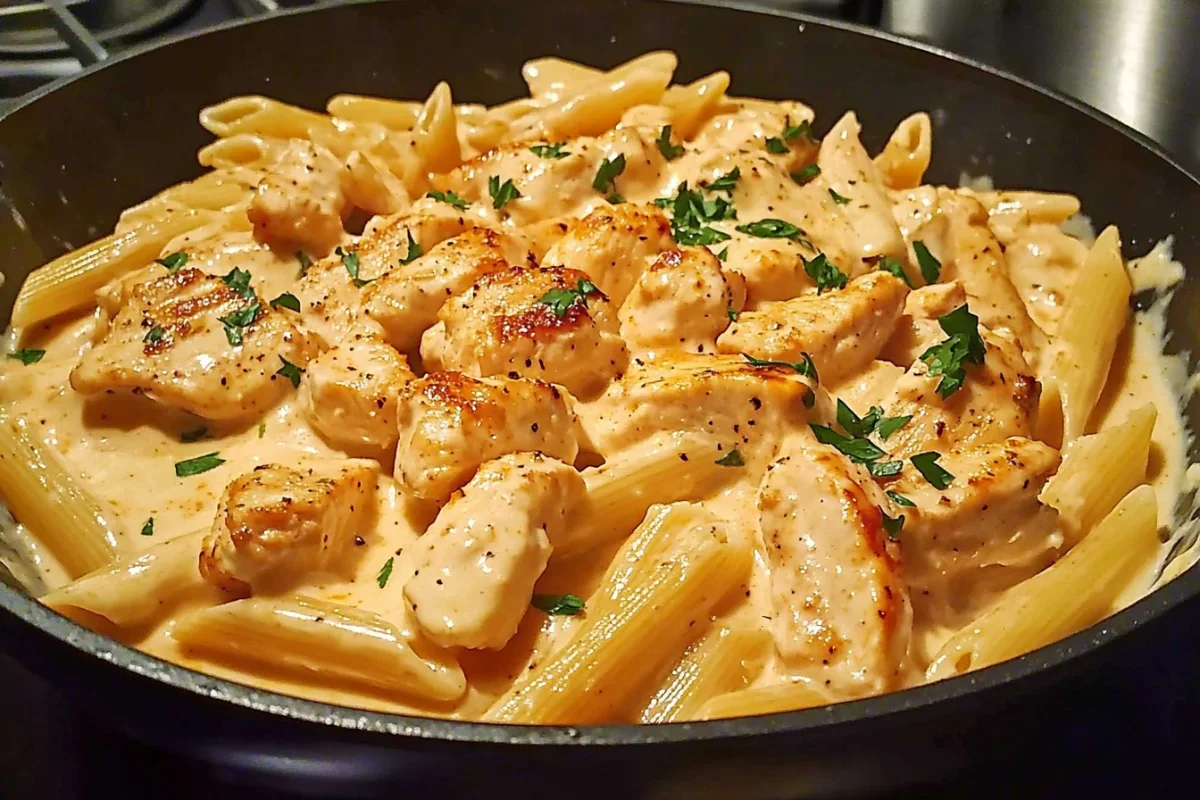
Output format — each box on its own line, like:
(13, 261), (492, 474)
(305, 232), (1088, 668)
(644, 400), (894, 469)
(1, 1), (1198, 797)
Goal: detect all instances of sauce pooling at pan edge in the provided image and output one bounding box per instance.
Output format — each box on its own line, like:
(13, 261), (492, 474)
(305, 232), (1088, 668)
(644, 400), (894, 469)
(0, 51), (1188, 724)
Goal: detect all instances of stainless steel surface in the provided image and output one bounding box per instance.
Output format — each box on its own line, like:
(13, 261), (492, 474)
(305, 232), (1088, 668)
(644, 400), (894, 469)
(41, 0), (106, 64)
(0, 0), (199, 55)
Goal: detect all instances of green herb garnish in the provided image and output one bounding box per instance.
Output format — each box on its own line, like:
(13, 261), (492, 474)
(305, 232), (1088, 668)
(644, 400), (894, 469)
(660, 182), (735, 247)
(765, 137), (789, 154)
(488, 175), (521, 210)
(911, 451), (954, 489)
(803, 252), (849, 293)
(426, 190), (469, 211)
(174, 452), (225, 478)
(275, 356), (304, 388)
(592, 154), (626, 193)
(736, 218), (806, 242)
(742, 352), (818, 381)
(886, 490), (916, 507)
(810, 424), (902, 478)
(706, 167), (740, 193)
(783, 118), (818, 144)
(538, 277), (599, 318)
(790, 164), (821, 185)
(656, 125), (684, 160)
(141, 518), (154, 536)
(6, 349), (45, 365)
(399, 230), (423, 265)
(269, 293), (300, 312)
(180, 426), (208, 443)
(726, 306), (738, 322)
(877, 256), (915, 288)
(336, 246), (370, 288)
(715, 449), (744, 467)
(532, 593), (586, 616)
(530, 142), (570, 159)
(376, 557), (394, 588)
(156, 251), (188, 271)
(880, 509), (905, 540)
(918, 305), (986, 398)
(828, 188), (851, 205)
(143, 327), (165, 345)
(221, 267), (255, 300)
(913, 240), (941, 284)
(296, 251), (313, 277)
(219, 303), (261, 346)
(876, 414), (912, 441)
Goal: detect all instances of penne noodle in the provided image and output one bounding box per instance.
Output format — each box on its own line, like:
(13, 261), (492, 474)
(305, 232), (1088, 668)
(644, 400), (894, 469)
(873, 112), (932, 190)
(1040, 404), (1156, 544)
(662, 71), (731, 140)
(13, 209), (218, 328)
(522, 56), (604, 100)
(0, 415), (120, 578)
(695, 679), (832, 721)
(342, 150), (410, 215)
(484, 503), (752, 724)
(199, 95), (334, 141)
(198, 133), (289, 169)
(174, 595), (467, 703)
(411, 81), (462, 174)
(640, 625), (771, 724)
(42, 530), (211, 628)
(926, 485), (1158, 681)
(973, 190), (1081, 225)
(327, 94), (423, 130)
(529, 67), (673, 139)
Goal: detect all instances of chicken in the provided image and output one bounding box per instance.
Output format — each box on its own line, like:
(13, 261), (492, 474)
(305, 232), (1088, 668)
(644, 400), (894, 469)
(71, 267), (313, 421)
(585, 354), (828, 465)
(247, 141), (348, 254)
(619, 246), (745, 356)
(830, 359), (906, 411)
(691, 100), (817, 169)
(352, 202), (481, 280)
(395, 372), (583, 503)
(879, 282), (968, 366)
(359, 227), (530, 353)
(541, 203), (674, 307)
(421, 264), (628, 399)
(886, 437), (1062, 608)
(404, 453), (586, 649)
(199, 460), (378, 595)
(717, 271), (909, 385)
(301, 335), (416, 453)
(757, 437), (911, 696)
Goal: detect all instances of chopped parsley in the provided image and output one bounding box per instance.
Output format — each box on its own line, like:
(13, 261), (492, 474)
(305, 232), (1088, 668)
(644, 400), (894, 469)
(296, 251), (313, 277)
(6, 349), (45, 365)
(532, 593), (586, 616)
(529, 142), (570, 159)
(918, 305), (986, 398)
(706, 167), (740, 193)
(810, 424), (902, 478)
(803, 252), (849, 293)
(155, 251), (188, 271)
(174, 452), (225, 477)
(735, 218), (807, 244)
(790, 163), (821, 185)
(257, 420), (266, 439)
(715, 449), (745, 467)
(592, 154), (626, 193)
(886, 490), (916, 507)
(269, 292), (300, 312)
(538, 277), (598, 318)
(876, 414), (913, 441)
(376, 557), (394, 588)
(659, 182), (734, 247)
(426, 190), (469, 211)
(335, 246), (370, 288)
(275, 356), (304, 388)
(219, 302), (261, 346)
(726, 306), (739, 322)
(742, 352), (818, 382)
(877, 256), (915, 288)
(880, 509), (905, 540)
(765, 136), (789, 154)
(399, 230), (423, 265)
(828, 188), (851, 205)
(143, 326), (165, 345)
(488, 175), (521, 210)
(911, 451), (954, 489)
(913, 240), (941, 284)
(140, 518), (154, 536)
(606, 193), (625, 205)
(715, 246), (729, 261)
(180, 426), (208, 443)
(783, 117), (818, 144)
(221, 267), (255, 300)
(837, 400), (881, 439)
(656, 125), (684, 160)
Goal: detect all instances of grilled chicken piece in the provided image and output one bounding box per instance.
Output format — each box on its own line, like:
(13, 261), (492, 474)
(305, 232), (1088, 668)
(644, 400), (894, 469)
(880, 325), (1040, 458)
(886, 437), (1061, 604)
(353, 201), (480, 280)
(421, 264), (627, 399)
(879, 282), (968, 366)
(247, 141), (348, 254)
(437, 126), (668, 227)
(301, 335), (415, 454)
(395, 372), (583, 503)
(199, 460), (378, 595)
(360, 227), (530, 353)
(717, 271), (909, 385)
(619, 246), (745, 356)
(830, 359), (906, 411)
(541, 203), (674, 307)
(404, 453), (586, 649)
(691, 100), (817, 169)
(585, 354), (828, 465)
(757, 438), (911, 696)
(71, 267), (313, 421)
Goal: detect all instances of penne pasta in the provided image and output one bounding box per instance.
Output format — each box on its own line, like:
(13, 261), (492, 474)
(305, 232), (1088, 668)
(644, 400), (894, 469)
(1038, 226), (1131, 444)
(0, 415), (120, 578)
(342, 150), (410, 215)
(484, 503), (752, 724)
(662, 71), (732, 140)
(411, 81), (462, 175)
(199, 95), (334, 141)
(873, 112), (932, 190)
(695, 679), (832, 721)
(326, 94), (423, 130)
(973, 190), (1081, 225)
(173, 595), (467, 703)
(197, 133), (289, 169)
(926, 485), (1158, 681)
(640, 625), (772, 724)
(1040, 404), (1156, 544)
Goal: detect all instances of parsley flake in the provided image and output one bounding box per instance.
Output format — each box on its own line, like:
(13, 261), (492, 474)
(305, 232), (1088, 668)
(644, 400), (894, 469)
(736, 218), (805, 241)
(530, 142), (570, 159)
(918, 305), (986, 398)
(911, 452), (954, 489)
(269, 293), (300, 312)
(155, 251), (188, 271)
(488, 175), (521, 210)
(376, 557), (394, 588)
(886, 490), (916, 507)
(532, 593), (586, 616)
(219, 302), (261, 346)
(275, 356), (304, 389)
(656, 125), (684, 160)
(837, 400), (882, 439)
(660, 182), (734, 247)
(426, 190), (469, 211)
(175, 452), (225, 478)
(336, 246), (370, 288)
(143, 326), (165, 345)
(180, 426), (207, 443)
(606, 193), (625, 205)
(141, 518), (154, 536)
(876, 414), (912, 441)
(296, 251), (313, 277)
(715, 449), (745, 467)
(790, 163), (821, 185)
(727, 306), (739, 322)
(706, 167), (740, 193)
(828, 188), (851, 205)
(257, 420), (266, 439)
(810, 424), (902, 478)
(783, 118), (818, 144)
(221, 267), (255, 300)
(802, 252), (849, 293)
(880, 509), (905, 540)
(592, 154), (626, 193)
(877, 256), (915, 288)
(6, 349), (45, 365)
(765, 137), (789, 154)
(742, 352), (818, 382)
(715, 246), (729, 261)
(538, 277), (599, 318)
(399, 230), (423, 265)
(913, 240), (941, 284)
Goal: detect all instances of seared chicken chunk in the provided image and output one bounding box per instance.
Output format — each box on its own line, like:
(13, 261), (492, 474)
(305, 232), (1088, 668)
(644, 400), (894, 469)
(887, 437), (1061, 604)
(758, 438), (911, 696)
(718, 271), (909, 385)
(71, 267), (313, 421)
(879, 282), (968, 366)
(247, 141), (347, 254)
(395, 372), (583, 503)
(404, 453), (586, 649)
(421, 264), (628, 399)
(301, 336), (415, 453)
(360, 227), (530, 353)
(541, 203), (674, 306)
(585, 354), (828, 465)
(199, 460), (378, 595)
(619, 247), (745, 356)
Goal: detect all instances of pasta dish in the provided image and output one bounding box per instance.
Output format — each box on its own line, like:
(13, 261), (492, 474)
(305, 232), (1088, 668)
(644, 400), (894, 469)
(0, 51), (1189, 724)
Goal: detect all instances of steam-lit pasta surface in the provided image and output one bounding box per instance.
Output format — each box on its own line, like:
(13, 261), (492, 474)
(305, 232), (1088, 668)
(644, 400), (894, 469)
(0, 52), (1190, 723)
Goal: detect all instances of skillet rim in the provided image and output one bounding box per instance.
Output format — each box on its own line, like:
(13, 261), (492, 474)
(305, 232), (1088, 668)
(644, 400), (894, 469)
(0, 0), (1198, 747)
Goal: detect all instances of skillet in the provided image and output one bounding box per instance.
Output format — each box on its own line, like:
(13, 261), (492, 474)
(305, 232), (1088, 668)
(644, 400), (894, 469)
(1, 0), (1198, 795)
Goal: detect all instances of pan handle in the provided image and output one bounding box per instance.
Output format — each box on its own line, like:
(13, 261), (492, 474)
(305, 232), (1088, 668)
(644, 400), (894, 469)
(42, 0), (108, 67)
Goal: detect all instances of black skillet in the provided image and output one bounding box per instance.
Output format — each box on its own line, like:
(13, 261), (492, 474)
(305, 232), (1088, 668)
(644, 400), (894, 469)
(1, 1), (1198, 796)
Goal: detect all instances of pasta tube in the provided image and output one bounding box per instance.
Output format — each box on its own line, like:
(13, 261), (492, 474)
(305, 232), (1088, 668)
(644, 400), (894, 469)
(327, 95), (423, 130)
(661, 71), (731, 140)
(484, 503), (752, 724)
(873, 112), (932, 190)
(411, 82), (462, 175)
(926, 485), (1158, 681)
(640, 625), (771, 724)
(174, 595), (467, 703)
(0, 415), (119, 578)
(695, 679), (832, 721)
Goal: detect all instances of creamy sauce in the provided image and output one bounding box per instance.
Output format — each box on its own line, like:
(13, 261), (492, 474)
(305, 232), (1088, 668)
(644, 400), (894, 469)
(0, 71), (1192, 722)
